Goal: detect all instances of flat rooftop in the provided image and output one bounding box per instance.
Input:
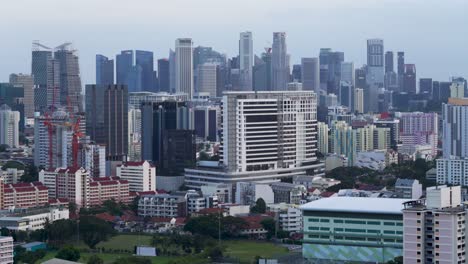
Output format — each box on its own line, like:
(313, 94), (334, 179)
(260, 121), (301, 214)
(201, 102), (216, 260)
(300, 197), (410, 215)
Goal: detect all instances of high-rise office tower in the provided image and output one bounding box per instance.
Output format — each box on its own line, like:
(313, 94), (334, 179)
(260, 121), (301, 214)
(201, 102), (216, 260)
(193, 46), (226, 68)
(54, 43), (83, 112)
(319, 48), (344, 94)
(128, 107), (142, 162)
(253, 49), (272, 91)
(136, 50), (154, 92)
(403, 64), (417, 94)
(85, 84), (128, 161)
(169, 50), (176, 93)
(31, 42), (52, 88)
(397, 52), (405, 75)
(397, 51), (405, 90)
(301, 58), (320, 92)
(292, 64), (301, 82)
(330, 120), (356, 165)
(354, 88), (364, 114)
(385, 51), (394, 73)
(96, 54), (114, 85)
(157, 59), (170, 93)
(0, 105), (20, 148)
(116, 50), (133, 85)
(9, 74), (34, 119)
(339, 62), (355, 111)
(141, 101), (193, 175)
(175, 38), (194, 99)
(340, 62), (355, 87)
(31, 42), (61, 112)
(239, 31), (253, 91)
(419, 78), (433, 97)
(197, 63), (217, 98)
(366, 39), (384, 112)
(272, 32), (289, 90)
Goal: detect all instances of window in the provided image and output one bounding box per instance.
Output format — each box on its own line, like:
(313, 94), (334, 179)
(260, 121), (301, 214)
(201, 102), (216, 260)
(384, 222), (396, 226)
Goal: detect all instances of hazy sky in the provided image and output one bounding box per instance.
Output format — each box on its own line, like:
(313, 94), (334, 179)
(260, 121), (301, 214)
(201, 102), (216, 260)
(1, 0), (467, 84)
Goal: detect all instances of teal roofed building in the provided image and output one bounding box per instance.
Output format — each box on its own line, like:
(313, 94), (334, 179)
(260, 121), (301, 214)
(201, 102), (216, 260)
(300, 197), (408, 263)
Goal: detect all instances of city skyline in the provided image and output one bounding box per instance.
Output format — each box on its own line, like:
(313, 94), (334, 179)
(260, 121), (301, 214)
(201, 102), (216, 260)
(1, 0), (467, 85)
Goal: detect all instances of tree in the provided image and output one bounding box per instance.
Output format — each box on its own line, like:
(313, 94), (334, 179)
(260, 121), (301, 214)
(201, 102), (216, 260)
(103, 199), (123, 216)
(251, 198), (266, 214)
(130, 196), (140, 214)
(221, 216), (248, 238)
(0, 144), (9, 153)
(260, 218), (276, 239)
(20, 165), (39, 182)
(79, 215), (115, 249)
(56, 246), (80, 261)
(87, 254), (104, 264)
(198, 151), (210, 161)
(46, 219), (75, 246)
(68, 202), (77, 214)
(1, 160), (24, 170)
(386, 256), (403, 264)
(205, 245), (224, 261)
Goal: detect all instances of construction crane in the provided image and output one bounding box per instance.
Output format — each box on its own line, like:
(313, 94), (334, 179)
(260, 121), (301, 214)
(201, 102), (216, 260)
(71, 117), (84, 168)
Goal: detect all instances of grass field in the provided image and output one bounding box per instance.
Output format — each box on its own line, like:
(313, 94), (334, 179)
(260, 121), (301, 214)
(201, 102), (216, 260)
(38, 235), (289, 264)
(223, 240), (288, 263)
(96, 234), (153, 251)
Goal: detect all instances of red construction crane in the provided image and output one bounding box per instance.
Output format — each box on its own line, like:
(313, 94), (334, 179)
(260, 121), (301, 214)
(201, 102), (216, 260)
(71, 117), (84, 168)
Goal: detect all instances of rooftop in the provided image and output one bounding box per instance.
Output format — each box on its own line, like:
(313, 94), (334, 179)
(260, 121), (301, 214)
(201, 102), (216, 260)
(300, 197), (410, 215)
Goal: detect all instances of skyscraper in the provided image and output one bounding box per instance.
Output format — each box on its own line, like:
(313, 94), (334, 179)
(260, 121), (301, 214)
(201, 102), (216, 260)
(157, 59), (170, 93)
(384, 51), (394, 73)
(96, 54), (114, 85)
(0, 105), (20, 148)
(301, 58), (319, 92)
(175, 38), (194, 99)
(272, 32), (289, 90)
(239, 31), (253, 91)
(403, 64), (417, 94)
(31, 42), (64, 112)
(9, 74), (34, 119)
(419, 78), (433, 97)
(169, 50), (176, 93)
(116, 50), (135, 90)
(354, 88), (364, 114)
(141, 101), (193, 174)
(85, 84), (128, 161)
(253, 49), (272, 91)
(54, 43), (83, 112)
(442, 98), (468, 159)
(136, 50), (154, 92)
(366, 39), (384, 112)
(319, 48), (344, 94)
(397, 51), (405, 90)
(197, 63), (217, 98)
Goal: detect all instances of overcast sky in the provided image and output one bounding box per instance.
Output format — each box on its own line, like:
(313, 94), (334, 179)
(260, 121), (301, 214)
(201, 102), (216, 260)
(1, 0), (467, 84)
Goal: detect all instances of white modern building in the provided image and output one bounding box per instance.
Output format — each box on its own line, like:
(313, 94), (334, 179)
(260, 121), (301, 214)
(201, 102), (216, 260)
(436, 158), (468, 186)
(239, 31), (253, 91)
(128, 107), (142, 161)
(175, 38), (194, 99)
(185, 91), (322, 189)
(354, 88), (364, 114)
(0, 105), (20, 148)
(394, 178), (422, 199)
(138, 194), (186, 218)
(0, 207), (69, 231)
(317, 122), (329, 155)
(116, 161), (156, 192)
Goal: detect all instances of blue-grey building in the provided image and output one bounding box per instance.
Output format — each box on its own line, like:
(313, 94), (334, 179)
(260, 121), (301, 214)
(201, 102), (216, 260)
(136, 50), (154, 92)
(157, 59), (170, 93)
(96, 54), (114, 85)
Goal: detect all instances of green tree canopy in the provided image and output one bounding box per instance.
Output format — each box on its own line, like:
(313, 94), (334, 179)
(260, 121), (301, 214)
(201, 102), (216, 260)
(79, 215), (115, 249)
(56, 246), (80, 261)
(251, 198), (267, 214)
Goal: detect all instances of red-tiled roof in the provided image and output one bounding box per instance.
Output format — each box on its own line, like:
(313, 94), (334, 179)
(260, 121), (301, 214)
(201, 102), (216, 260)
(240, 215), (271, 230)
(320, 191), (336, 198)
(95, 212), (116, 222)
(197, 208), (224, 215)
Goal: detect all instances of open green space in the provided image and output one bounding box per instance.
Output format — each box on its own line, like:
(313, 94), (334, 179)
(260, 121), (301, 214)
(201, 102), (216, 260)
(223, 240), (288, 263)
(38, 234), (289, 264)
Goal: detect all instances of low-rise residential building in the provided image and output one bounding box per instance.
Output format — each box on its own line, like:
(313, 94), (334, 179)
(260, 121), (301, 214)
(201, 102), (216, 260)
(88, 177), (130, 207)
(3, 182), (48, 209)
(186, 190), (218, 214)
(300, 197), (408, 263)
(116, 161), (156, 192)
(269, 203), (303, 233)
(0, 236), (13, 264)
(201, 183), (232, 204)
(394, 178), (422, 199)
(0, 207), (69, 231)
(138, 194), (187, 218)
(436, 158), (468, 186)
(403, 185), (465, 264)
